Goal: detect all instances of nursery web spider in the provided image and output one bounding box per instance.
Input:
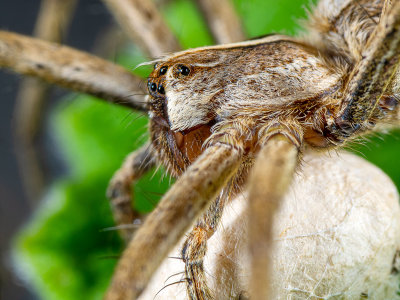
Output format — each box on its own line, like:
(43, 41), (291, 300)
(2, 0), (400, 299)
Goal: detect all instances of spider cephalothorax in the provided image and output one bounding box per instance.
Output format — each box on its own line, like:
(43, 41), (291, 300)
(148, 36), (342, 176)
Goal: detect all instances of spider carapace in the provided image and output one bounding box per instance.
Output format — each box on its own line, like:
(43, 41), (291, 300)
(147, 37), (341, 175)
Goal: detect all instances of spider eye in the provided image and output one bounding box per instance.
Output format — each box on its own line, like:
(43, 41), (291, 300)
(157, 83), (165, 94)
(159, 66), (168, 75)
(177, 65), (190, 76)
(148, 81), (157, 92)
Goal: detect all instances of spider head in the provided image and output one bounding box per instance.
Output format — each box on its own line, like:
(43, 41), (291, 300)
(147, 50), (228, 175)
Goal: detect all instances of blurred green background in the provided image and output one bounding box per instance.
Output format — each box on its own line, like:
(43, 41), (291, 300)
(12, 0), (400, 299)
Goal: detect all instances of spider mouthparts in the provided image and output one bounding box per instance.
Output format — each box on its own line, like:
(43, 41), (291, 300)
(172, 120), (215, 164)
(173, 131), (184, 148)
(171, 125), (205, 150)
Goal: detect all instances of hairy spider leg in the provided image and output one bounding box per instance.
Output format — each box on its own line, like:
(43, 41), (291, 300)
(330, 1), (400, 140)
(107, 143), (156, 241)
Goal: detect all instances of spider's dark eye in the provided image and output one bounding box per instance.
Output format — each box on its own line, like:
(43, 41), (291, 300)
(157, 83), (165, 94)
(148, 82), (157, 92)
(177, 65), (190, 76)
(159, 66), (168, 75)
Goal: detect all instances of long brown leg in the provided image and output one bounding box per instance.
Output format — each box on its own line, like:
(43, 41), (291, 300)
(105, 143), (242, 300)
(333, 0), (400, 138)
(247, 134), (299, 300)
(0, 31), (147, 111)
(107, 143), (156, 242)
(182, 187), (232, 300)
(102, 0), (181, 57)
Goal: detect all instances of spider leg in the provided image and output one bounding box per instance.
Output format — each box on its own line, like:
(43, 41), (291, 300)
(102, 0), (181, 57)
(105, 143), (242, 300)
(182, 187), (231, 299)
(332, 0), (400, 139)
(13, 0), (77, 203)
(107, 143), (156, 242)
(247, 134), (299, 300)
(0, 31), (148, 111)
(194, 0), (246, 44)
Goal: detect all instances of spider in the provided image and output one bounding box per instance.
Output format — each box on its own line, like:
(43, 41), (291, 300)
(1, 0), (400, 299)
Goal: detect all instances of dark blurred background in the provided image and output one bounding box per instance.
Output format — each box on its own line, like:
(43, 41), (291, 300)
(0, 1), (113, 299)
